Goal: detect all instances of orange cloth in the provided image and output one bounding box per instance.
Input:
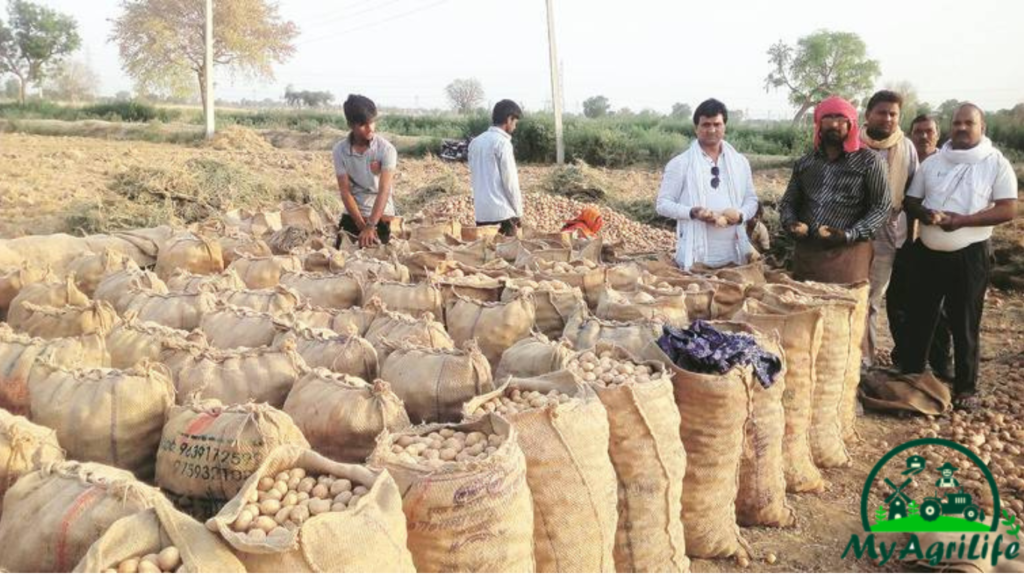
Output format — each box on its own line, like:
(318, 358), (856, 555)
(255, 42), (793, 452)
(561, 207), (604, 237)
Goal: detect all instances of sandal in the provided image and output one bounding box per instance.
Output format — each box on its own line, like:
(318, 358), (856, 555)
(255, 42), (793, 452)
(954, 393), (981, 412)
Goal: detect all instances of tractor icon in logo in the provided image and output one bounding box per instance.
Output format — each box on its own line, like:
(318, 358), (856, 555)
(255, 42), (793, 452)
(920, 490), (985, 523)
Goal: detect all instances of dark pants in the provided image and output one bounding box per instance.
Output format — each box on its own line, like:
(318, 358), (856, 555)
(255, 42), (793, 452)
(476, 217), (520, 237)
(901, 239), (990, 395)
(887, 243), (953, 376)
(336, 214), (391, 249)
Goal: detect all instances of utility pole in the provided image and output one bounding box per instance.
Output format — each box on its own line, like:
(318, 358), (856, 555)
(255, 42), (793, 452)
(204, 0), (215, 138)
(545, 0), (564, 165)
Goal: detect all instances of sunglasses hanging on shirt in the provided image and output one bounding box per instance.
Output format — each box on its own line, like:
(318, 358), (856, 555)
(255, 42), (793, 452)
(710, 166), (721, 189)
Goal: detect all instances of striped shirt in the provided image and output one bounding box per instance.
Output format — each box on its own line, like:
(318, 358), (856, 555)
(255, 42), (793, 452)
(779, 148), (892, 241)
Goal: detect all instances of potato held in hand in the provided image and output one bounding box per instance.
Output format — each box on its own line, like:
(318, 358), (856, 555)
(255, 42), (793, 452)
(790, 222), (809, 237)
(817, 225), (832, 239)
(929, 210), (947, 225)
(721, 208), (742, 224)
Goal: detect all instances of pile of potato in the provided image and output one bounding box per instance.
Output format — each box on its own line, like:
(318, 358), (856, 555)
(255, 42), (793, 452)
(436, 269), (495, 286)
(568, 349), (662, 387)
(390, 428), (503, 467)
(470, 388), (573, 418)
(103, 547), (180, 573)
(229, 468), (369, 539)
(513, 279), (572, 292)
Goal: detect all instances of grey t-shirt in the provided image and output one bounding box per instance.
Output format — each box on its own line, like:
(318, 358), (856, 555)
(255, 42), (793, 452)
(332, 135), (398, 217)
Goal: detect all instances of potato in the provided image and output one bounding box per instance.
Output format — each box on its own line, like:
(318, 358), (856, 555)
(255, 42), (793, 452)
(257, 476), (274, 491)
(714, 216), (729, 228)
(247, 528), (267, 540)
(311, 483), (329, 499)
(290, 504), (311, 523)
(722, 208), (742, 223)
(269, 526), (291, 539)
(118, 558), (140, 573)
(156, 547), (181, 572)
(817, 225), (832, 238)
(259, 499), (281, 516)
(254, 515), (278, 533)
(137, 560), (160, 573)
(308, 497), (331, 516)
(232, 510), (255, 532)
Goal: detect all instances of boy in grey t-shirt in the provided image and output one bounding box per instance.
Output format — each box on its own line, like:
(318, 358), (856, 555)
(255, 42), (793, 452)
(333, 94), (398, 248)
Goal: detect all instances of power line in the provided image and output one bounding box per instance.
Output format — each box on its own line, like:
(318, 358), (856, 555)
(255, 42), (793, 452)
(297, 0), (416, 37)
(297, 0), (454, 47)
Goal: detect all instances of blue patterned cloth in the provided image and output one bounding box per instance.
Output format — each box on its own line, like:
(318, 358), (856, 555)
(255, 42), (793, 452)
(657, 321), (782, 388)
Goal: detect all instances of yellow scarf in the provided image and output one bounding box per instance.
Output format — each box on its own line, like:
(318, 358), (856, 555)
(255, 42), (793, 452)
(860, 128), (909, 209)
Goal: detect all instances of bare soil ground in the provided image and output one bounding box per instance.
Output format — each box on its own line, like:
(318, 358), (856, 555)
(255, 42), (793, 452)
(1, 130), (1022, 572)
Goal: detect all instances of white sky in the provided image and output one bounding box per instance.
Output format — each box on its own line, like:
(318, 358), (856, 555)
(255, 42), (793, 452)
(35, 0), (1024, 119)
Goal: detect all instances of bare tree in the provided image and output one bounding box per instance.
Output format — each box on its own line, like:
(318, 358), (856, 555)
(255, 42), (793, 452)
(46, 59), (100, 103)
(445, 78), (484, 114)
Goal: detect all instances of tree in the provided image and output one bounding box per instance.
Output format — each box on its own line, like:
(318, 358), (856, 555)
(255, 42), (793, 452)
(111, 0), (298, 119)
(582, 95), (610, 118)
(764, 30), (881, 123)
(284, 85), (333, 108)
(884, 80), (920, 129)
(114, 89), (132, 101)
(670, 102), (692, 120)
(937, 99), (963, 127)
(0, 0), (80, 103)
(3, 77), (18, 99)
(46, 59), (100, 103)
(444, 78), (484, 114)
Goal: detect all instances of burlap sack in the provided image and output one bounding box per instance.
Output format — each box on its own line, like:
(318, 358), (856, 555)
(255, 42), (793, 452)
(461, 224), (500, 242)
(74, 499), (246, 572)
(283, 370), (410, 462)
(201, 305), (284, 349)
(368, 414), (536, 573)
(708, 322), (794, 529)
(516, 247), (574, 270)
(446, 293), (536, 370)
(66, 249), (135, 297)
(11, 300), (118, 339)
(536, 263), (607, 309)
(365, 310), (454, 363)
(433, 271), (504, 309)
(296, 247), (346, 273)
(208, 446), (413, 572)
(365, 279), (445, 321)
(93, 268), (167, 312)
(596, 285), (689, 327)
(228, 254), (304, 290)
(155, 400), (310, 518)
(859, 371), (952, 415)
(28, 361), (175, 480)
(562, 314), (663, 361)
(710, 261), (767, 286)
(7, 274), (89, 328)
(161, 340), (307, 408)
(502, 279), (584, 339)
(89, 225), (174, 269)
(606, 262), (643, 292)
(494, 332), (574, 381)
(286, 302), (337, 330)
(0, 461), (165, 572)
(756, 284), (856, 468)
(0, 408), (63, 515)
(274, 326), (378, 381)
(279, 202), (326, 232)
(734, 299), (825, 493)
(122, 289), (219, 331)
(380, 340), (493, 424)
(0, 326), (110, 415)
(0, 262), (53, 316)
(105, 312), (206, 369)
(342, 253), (411, 283)
(463, 373), (618, 573)
(400, 250), (449, 283)
(155, 233), (224, 280)
(281, 270), (362, 309)
(219, 232), (273, 266)
(329, 296), (385, 336)
(641, 272), (717, 320)
(243, 209), (283, 237)
(577, 343), (689, 571)
(0, 233), (89, 277)
(165, 268), (246, 293)
(409, 220), (461, 243)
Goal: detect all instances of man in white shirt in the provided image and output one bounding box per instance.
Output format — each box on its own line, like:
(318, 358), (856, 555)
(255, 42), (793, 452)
(469, 100), (524, 236)
(901, 103), (1018, 410)
(656, 98), (759, 270)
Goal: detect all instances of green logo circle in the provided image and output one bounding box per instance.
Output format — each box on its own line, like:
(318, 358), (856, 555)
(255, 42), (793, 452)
(860, 438), (1001, 532)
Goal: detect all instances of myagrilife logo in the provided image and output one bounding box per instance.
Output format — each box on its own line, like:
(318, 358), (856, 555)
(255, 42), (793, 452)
(842, 438), (1023, 568)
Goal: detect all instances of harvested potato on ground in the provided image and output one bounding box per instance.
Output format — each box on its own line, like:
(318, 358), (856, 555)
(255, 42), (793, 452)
(227, 467), (368, 538)
(470, 387), (573, 419)
(568, 349), (663, 387)
(104, 547), (181, 573)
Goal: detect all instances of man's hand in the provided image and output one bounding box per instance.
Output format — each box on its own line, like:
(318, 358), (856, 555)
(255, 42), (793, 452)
(817, 225), (850, 247)
(787, 221), (809, 238)
(690, 207), (718, 224)
(938, 212), (966, 232)
(358, 226), (379, 248)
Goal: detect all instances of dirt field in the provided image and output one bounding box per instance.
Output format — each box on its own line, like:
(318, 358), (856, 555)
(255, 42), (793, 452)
(1, 130), (1022, 572)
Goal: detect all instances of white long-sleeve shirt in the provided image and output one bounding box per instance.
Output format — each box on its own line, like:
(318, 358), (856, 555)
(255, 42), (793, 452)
(468, 126), (523, 222)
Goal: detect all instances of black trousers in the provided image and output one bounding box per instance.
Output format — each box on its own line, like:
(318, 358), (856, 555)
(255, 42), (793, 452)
(901, 239), (990, 395)
(475, 217), (520, 237)
(887, 242), (953, 375)
(336, 214), (391, 248)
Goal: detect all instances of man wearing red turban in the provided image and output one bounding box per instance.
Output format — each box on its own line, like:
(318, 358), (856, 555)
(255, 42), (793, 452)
(778, 95), (892, 283)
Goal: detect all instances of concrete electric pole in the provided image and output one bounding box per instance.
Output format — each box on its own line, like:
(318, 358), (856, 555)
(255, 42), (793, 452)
(205, 0), (215, 138)
(545, 0), (564, 165)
